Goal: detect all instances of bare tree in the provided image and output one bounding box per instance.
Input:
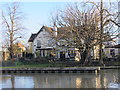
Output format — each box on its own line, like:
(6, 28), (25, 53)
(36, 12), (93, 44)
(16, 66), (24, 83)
(51, 2), (119, 65)
(2, 2), (24, 59)
(51, 4), (100, 64)
(86, 0), (120, 64)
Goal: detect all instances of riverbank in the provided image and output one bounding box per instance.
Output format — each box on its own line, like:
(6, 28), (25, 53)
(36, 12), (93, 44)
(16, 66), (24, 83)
(1, 67), (100, 73)
(1, 65), (120, 69)
(1, 63), (120, 73)
(1, 60), (120, 68)
(1, 66), (120, 74)
(1, 60), (120, 72)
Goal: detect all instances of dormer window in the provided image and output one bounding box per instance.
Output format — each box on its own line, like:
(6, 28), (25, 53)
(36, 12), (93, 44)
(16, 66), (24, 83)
(37, 40), (41, 48)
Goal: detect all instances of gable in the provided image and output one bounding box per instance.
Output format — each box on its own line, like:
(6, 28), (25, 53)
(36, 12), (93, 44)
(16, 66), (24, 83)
(28, 26), (54, 42)
(28, 34), (37, 42)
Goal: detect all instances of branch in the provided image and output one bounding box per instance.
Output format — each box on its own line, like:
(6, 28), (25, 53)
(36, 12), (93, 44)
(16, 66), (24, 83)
(2, 11), (11, 32)
(103, 19), (120, 27)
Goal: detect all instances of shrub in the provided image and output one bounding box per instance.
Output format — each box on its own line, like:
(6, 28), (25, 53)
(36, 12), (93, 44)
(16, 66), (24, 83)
(2, 60), (16, 67)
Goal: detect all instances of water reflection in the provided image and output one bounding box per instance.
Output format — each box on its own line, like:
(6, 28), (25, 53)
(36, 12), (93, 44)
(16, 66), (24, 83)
(76, 78), (81, 88)
(1, 69), (119, 88)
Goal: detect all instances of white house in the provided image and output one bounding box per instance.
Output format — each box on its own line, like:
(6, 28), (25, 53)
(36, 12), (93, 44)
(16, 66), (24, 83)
(28, 26), (81, 61)
(104, 44), (120, 58)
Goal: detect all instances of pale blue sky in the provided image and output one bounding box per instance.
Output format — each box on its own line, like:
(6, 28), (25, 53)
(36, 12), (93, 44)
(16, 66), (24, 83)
(1, 2), (70, 45)
(21, 2), (69, 41)
(0, 1), (119, 48)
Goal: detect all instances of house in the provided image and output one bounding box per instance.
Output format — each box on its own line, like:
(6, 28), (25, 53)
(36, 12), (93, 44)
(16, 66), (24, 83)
(2, 47), (9, 61)
(104, 44), (120, 58)
(28, 25), (120, 62)
(28, 26), (80, 61)
(1, 42), (26, 61)
(14, 42), (26, 58)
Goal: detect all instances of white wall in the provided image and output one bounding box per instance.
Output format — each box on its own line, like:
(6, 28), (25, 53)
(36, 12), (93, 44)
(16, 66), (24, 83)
(32, 28), (54, 56)
(104, 48), (119, 58)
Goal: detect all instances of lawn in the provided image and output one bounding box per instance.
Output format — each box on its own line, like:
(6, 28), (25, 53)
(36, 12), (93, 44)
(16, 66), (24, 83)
(1, 61), (67, 68)
(1, 60), (120, 69)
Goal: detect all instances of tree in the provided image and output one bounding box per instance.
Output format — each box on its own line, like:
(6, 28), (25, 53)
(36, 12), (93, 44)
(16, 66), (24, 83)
(2, 2), (24, 59)
(51, 2), (119, 65)
(51, 3), (101, 64)
(87, 0), (120, 64)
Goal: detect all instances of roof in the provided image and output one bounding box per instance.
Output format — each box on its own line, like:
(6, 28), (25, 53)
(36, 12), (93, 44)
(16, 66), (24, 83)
(28, 34), (37, 42)
(105, 44), (120, 48)
(57, 27), (71, 40)
(28, 26), (54, 42)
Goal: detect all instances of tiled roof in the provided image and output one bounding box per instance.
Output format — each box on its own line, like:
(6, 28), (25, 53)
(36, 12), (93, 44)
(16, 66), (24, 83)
(28, 34), (37, 42)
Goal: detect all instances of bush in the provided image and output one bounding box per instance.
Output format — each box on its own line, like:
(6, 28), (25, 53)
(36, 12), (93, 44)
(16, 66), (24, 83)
(18, 57), (25, 62)
(26, 53), (34, 59)
(34, 57), (50, 63)
(2, 60), (16, 67)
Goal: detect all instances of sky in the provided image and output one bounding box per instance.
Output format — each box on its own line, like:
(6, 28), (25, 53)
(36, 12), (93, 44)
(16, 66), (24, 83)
(0, 0), (119, 50)
(0, 2), (69, 47)
(21, 2), (68, 37)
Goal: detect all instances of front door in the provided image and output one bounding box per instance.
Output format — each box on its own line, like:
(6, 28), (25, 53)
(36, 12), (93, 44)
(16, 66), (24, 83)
(60, 51), (65, 60)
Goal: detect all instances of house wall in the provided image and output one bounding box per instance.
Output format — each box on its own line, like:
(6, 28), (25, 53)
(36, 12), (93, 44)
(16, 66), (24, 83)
(2, 51), (9, 61)
(104, 48), (119, 58)
(28, 42), (32, 53)
(56, 47), (80, 61)
(93, 45), (100, 59)
(32, 28), (53, 57)
(0, 51), (2, 62)
(75, 50), (80, 61)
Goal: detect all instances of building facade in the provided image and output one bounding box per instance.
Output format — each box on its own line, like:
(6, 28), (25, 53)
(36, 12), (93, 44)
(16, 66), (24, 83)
(28, 26), (81, 61)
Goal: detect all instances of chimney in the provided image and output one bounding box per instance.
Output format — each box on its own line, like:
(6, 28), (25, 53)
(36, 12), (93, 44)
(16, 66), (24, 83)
(53, 22), (57, 37)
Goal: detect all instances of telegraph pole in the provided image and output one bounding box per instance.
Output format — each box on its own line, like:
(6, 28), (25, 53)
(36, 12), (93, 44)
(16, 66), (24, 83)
(99, 0), (104, 65)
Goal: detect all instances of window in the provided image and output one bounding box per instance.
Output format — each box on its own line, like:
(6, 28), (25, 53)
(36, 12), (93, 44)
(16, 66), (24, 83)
(48, 40), (51, 46)
(48, 39), (55, 46)
(37, 40), (41, 48)
(68, 50), (76, 58)
(110, 49), (115, 57)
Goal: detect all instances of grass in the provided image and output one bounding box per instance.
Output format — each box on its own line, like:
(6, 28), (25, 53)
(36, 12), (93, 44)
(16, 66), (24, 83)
(1, 62), (66, 68)
(1, 60), (120, 69)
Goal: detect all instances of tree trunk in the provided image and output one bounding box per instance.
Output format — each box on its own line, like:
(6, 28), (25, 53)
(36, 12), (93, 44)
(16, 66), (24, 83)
(9, 32), (14, 59)
(83, 49), (91, 65)
(99, 0), (104, 65)
(10, 42), (14, 59)
(80, 50), (87, 64)
(80, 46), (92, 65)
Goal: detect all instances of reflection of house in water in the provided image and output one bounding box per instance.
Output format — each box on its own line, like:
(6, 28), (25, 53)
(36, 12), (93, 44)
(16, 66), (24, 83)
(1, 69), (119, 88)
(95, 76), (101, 88)
(76, 78), (82, 88)
(33, 74), (77, 88)
(33, 74), (100, 88)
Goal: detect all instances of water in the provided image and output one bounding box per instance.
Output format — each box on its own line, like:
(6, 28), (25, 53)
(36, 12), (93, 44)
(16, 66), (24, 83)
(0, 69), (120, 89)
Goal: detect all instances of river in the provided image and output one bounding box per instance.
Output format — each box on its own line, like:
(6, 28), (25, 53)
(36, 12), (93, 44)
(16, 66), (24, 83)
(1, 69), (120, 89)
